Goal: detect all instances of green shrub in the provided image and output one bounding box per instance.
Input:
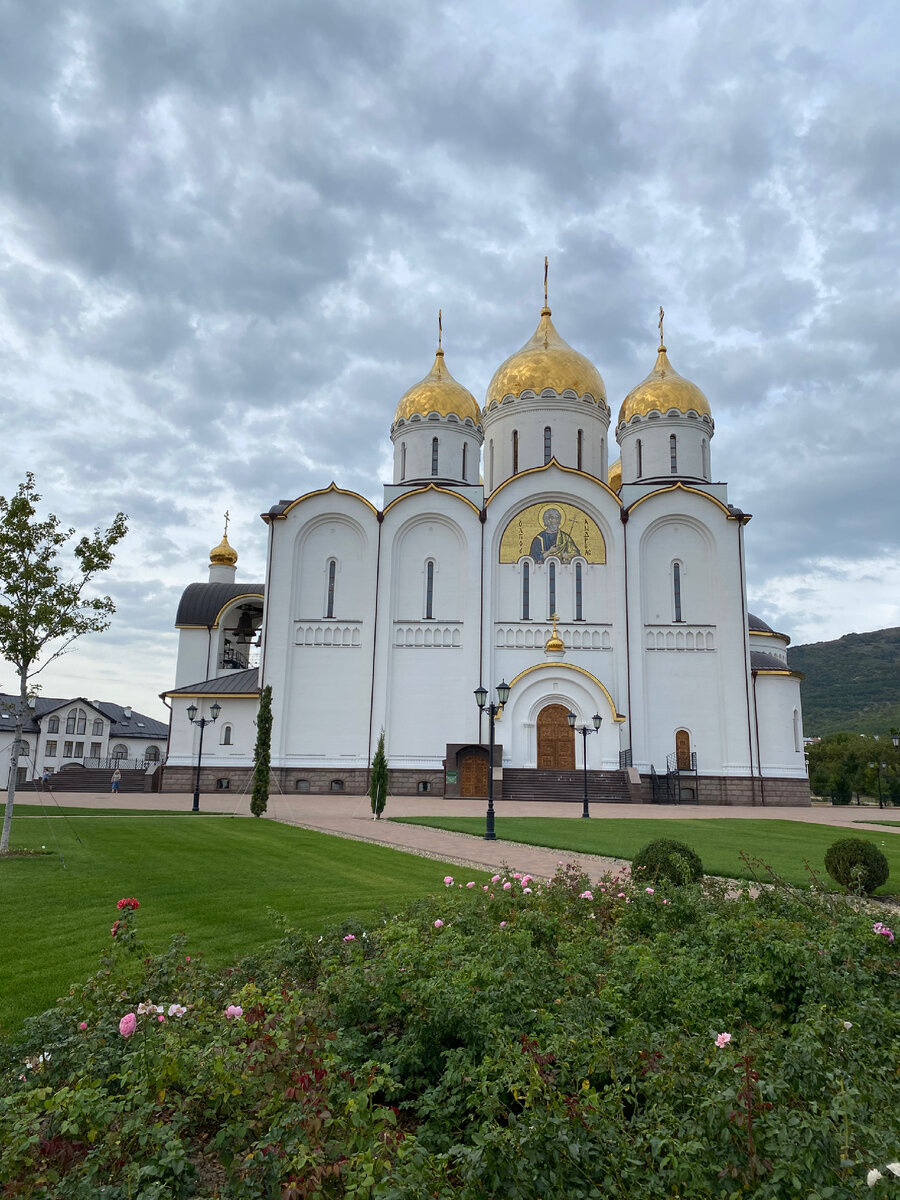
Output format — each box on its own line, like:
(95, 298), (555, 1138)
(824, 837), (890, 894)
(631, 837), (703, 886)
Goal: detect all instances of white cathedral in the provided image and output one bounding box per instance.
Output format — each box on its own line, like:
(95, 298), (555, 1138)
(164, 293), (808, 806)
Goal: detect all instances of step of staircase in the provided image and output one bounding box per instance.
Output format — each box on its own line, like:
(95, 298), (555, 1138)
(501, 768), (634, 804)
(26, 768), (148, 794)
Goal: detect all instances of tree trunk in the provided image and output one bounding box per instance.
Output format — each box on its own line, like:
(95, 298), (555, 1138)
(0, 677), (27, 853)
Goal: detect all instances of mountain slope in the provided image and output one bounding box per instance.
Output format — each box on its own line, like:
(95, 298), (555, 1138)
(787, 626), (900, 737)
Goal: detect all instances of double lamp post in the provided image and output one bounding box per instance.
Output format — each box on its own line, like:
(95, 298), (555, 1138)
(568, 710), (603, 817)
(186, 701), (220, 813)
(474, 680), (509, 840)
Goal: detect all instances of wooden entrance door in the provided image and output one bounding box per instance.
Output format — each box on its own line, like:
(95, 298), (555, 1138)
(537, 704), (575, 769)
(459, 752), (489, 797)
(675, 729), (691, 770)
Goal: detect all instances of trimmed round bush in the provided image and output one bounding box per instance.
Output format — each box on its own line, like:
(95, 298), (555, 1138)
(632, 838), (703, 886)
(824, 837), (889, 894)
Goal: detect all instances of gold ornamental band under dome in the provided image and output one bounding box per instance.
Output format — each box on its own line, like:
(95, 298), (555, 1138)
(393, 348), (481, 424)
(618, 346), (711, 426)
(484, 307), (607, 410)
(210, 533), (238, 566)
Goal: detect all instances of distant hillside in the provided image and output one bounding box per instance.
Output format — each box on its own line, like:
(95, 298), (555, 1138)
(787, 626), (900, 737)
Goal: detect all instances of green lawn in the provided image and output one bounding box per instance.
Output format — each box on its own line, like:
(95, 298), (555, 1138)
(391, 815), (900, 893)
(0, 815), (487, 1038)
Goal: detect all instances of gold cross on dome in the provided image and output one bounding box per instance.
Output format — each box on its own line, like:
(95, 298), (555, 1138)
(223, 509), (230, 537)
(658, 306), (665, 348)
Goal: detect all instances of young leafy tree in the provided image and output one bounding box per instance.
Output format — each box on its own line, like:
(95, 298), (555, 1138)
(0, 474), (127, 852)
(251, 684), (273, 817)
(370, 729), (388, 819)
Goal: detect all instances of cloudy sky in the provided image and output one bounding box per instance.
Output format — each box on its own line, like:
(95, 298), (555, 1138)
(1, 0), (898, 722)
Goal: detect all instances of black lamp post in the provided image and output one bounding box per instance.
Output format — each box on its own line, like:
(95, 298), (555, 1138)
(868, 759), (887, 809)
(567, 710), (603, 818)
(474, 680), (510, 840)
(186, 701), (221, 813)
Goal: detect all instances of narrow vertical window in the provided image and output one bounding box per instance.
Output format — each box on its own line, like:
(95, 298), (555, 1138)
(512, 429), (518, 474)
(425, 560), (434, 619)
(326, 559), (336, 618)
(577, 429), (583, 471)
(400, 442), (407, 479)
(489, 440), (494, 490)
(575, 562), (583, 620)
(670, 434), (677, 474)
(431, 437), (439, 476)
(461, 442), (467, 481)
(522, 562), (530, 620)
(673, 561), (682, 622)
(636, 438), (643, 478)
(548, 562), (556, 616)
(701, 438), (708, 478)
(543, 426), (552, 464)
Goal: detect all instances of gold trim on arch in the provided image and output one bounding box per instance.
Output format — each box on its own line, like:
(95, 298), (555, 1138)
(262, 482), (379, 522)
(750, 628), (791, 644)
(486, 458), (622, 507)
(383, 483), (482, 517)
(754, 668), (804, 680)
(625, 481), (736, 519)
(507, 661), (626, 721)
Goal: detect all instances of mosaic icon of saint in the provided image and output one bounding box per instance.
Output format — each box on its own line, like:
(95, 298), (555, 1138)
(529, 506), (580, 564)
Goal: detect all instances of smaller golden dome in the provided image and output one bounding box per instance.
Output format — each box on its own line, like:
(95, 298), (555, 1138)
(618, 345), (711, 426)
(394, 348), (480, 425)
(485, 308), (606, 410)
(544, 613), (565, 653)
(607, 459), (622, 492)
(210, 533), (238, 566)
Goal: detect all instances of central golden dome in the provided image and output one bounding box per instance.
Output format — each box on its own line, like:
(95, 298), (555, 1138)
(485, 307), (606, 411)
(210, 532), (238, 566)
(618, 346), (711, 426)
(393, 348), (480, 425)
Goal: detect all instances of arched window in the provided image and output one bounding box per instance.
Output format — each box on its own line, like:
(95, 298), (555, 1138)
(145, 745), (160, 762)
(522, 562), (530, 620)
(673, 561), (683, 622)
(66, 711), (76, 734)
(425, 560), (435, 620)
(489, 440), (494, 490)
(431, 437), (439, 476)
(461, 442), (467, 480)
(548, 561), (556, 617)
(326, 559), (336, 619)
(636, 438), (643, 478)
(670, 434), (677, 473)
(543, 426), (552, 465)
(575, 562), (583, 621)
(512, 430), (518, 474)
(221, 724), (233, 746)
(701, 438), (709, 478)
(793, 709), (801, 754)
(112, 744), (128, 760)
(47, 716), (59, 734)
(92, 718), (103, 736)
(577, 429), (583, 471)
(76, 709), (86, 735)
(400, 442), (407, 479)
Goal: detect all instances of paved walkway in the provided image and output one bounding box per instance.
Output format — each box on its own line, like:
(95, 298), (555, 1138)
(21, 789), (899, 882)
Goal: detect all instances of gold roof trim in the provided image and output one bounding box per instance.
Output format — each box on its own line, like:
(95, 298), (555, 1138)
(506, 662), (626, 721)
(263, 483), (379, 522)
(393, 347), (480, 425)
(618, 346), (711, 426)
(485, 458), (622, 507)
(485, 307), (607, 410)
(625, 481), (733, 519)
(383, 483), (482, 517)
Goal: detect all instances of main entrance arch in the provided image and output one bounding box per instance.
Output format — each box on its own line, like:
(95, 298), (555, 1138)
(536, 704), (575, 770)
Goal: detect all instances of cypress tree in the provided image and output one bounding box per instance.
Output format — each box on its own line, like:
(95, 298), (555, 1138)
(251, 684), (273, 817)
(370, 729), (388, 819)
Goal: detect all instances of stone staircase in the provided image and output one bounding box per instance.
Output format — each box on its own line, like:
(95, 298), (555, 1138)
(27, 767), (151, 794)
(501, 768), (634, 804)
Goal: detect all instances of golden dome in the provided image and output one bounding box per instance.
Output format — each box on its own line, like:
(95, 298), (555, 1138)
(485, 307), (606, 410)
(393, 348), (480, 424)
(210, 533), (238, 566)
(607, 458), (622, 492)
(618, 346), (711, 426)
(544, 613), (565, 653)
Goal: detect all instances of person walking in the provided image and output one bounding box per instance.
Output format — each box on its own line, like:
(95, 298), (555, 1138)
(41, 768), (51, 788)
(111, 767), (121, 793)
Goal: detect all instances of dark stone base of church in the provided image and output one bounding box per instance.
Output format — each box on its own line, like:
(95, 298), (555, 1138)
(159, 765), (447, 797)
(633, 774), (811, 806)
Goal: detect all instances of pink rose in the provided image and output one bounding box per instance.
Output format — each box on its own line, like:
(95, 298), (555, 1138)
(343, 933), (356, 942)
(119, 1013), (137, 1039)
(499, 921), (507, 928)
(79, 1021), (87, 1031)
(434, 919), (444, 928)
(466, 882), (476, 888)
(579, 890), (594, 900)
(502, 882), (512, 891)
(225, 1005), (243, 1019)
(645, 888), (655, 895)
(715, 1032), (732, 1048)
(443, 876), (454, 887)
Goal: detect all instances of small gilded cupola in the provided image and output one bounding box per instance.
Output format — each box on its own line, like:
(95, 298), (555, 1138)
(390, 312), (483, 487)
(208, 513), (238, 583)
(481, 259), (610, 491)
(616, 308), (714, 485)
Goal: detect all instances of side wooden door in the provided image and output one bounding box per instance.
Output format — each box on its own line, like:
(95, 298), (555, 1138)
(459, 752), (489, 797)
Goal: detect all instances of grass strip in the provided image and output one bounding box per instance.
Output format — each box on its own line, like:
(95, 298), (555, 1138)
(390, 815), (900, 893)
(0, 815), (488, 1037)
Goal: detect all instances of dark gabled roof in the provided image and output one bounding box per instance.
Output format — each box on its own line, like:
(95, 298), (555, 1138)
(163, 669), (260, 698)
(175, 583), (265, 628)
(0, 694), (167, 738)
